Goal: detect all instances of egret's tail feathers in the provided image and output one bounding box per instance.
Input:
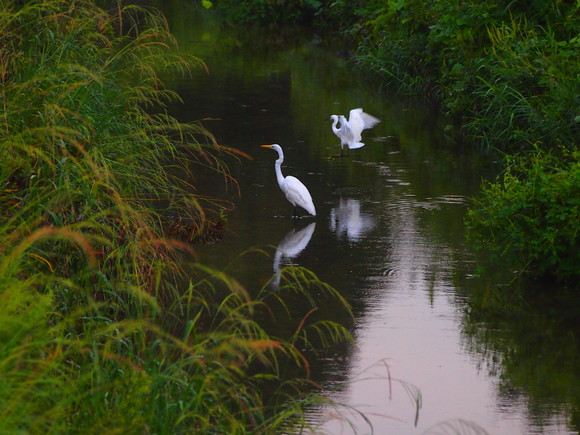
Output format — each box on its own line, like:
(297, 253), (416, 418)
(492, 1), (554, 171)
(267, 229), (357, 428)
(348, 142), (365, 149)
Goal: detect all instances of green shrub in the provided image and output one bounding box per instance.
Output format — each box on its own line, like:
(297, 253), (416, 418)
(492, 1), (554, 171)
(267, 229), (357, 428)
(463, 21), (580, 150)
(466, 148), (579, 281)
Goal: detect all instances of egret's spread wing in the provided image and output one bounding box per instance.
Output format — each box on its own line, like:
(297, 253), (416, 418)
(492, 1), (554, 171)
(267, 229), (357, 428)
(359, 111), (380, 129)
(348, 108), (380, 141)
(348, 108), (364, 120)
(347, 108), (365, 138)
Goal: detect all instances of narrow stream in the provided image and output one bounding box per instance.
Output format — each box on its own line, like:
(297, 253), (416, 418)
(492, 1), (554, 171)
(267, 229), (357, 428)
(152, 3), (577, 434)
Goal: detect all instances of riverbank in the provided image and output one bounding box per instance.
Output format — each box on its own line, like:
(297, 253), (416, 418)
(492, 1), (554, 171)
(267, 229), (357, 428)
(0, 1), (350, 432)
(207, 0), (579, 284)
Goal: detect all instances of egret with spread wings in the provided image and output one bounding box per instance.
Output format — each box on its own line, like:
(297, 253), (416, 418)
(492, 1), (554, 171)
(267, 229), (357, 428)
(329, 108), (380, 156)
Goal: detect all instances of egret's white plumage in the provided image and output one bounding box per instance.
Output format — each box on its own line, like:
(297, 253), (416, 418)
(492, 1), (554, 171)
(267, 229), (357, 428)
(329, 108), (380, 155)
(261, 144), (316, 217)
(330, 114), (363, 152)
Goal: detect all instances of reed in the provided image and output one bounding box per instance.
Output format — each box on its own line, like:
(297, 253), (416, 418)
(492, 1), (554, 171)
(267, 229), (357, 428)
(0, 1), (352, 432)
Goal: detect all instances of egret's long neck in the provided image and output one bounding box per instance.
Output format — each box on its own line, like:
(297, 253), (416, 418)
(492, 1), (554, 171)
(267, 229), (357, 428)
(274, 155), (285, 186)
(331, 116), (340, 134)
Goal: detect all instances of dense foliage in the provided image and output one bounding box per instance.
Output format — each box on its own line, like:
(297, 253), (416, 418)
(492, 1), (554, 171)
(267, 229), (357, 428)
(466, 148), (579, 280)
(208, 0), (579, 283)
(0, 1), (350, 432)
(350, 0), (580, 152)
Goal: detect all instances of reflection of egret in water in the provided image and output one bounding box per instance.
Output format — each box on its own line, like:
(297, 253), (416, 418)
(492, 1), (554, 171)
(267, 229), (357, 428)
(272, 222), (316, 289)
(329, 198), (375, 241)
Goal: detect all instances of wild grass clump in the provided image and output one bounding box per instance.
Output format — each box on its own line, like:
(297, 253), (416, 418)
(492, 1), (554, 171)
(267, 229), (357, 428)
(0, 1), (352, 432)
(464, 19), (580, 151)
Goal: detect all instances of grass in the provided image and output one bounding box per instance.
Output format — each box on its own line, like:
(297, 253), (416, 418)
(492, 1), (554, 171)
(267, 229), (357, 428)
(0, 1), (353, 432)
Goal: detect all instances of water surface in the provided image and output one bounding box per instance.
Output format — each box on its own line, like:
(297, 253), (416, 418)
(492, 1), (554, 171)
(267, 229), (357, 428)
(152, 3), (578, 434)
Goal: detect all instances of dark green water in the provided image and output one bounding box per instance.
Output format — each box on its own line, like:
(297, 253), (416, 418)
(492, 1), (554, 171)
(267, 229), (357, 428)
(151, 3), (578, 433)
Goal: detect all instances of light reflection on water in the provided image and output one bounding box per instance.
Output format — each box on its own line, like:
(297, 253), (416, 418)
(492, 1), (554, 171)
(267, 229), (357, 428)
(149, 3), (577, 434)
(272, 222), (316, 289)
(329, 198), (375, 242)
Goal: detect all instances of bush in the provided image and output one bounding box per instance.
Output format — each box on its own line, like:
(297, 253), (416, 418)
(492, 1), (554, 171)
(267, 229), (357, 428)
(466, 148), (579, 281)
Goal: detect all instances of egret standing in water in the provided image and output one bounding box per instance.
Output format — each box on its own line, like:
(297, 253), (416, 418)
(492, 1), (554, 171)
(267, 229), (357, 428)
(329, 107), (380, 156)
(261, 144), (316, 218)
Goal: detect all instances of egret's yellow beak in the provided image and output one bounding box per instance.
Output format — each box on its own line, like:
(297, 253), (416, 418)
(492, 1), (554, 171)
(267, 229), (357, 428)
(260, 144), (272, 148)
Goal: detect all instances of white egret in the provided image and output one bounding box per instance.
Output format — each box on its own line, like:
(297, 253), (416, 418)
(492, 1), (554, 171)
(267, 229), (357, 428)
(261, 144), (316, 218)
(329, 108), (380, 156)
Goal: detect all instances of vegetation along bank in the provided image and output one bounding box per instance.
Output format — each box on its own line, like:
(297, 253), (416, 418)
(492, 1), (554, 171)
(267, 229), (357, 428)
(0, 1), (351, 432)
(208, 0), (579, 285)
